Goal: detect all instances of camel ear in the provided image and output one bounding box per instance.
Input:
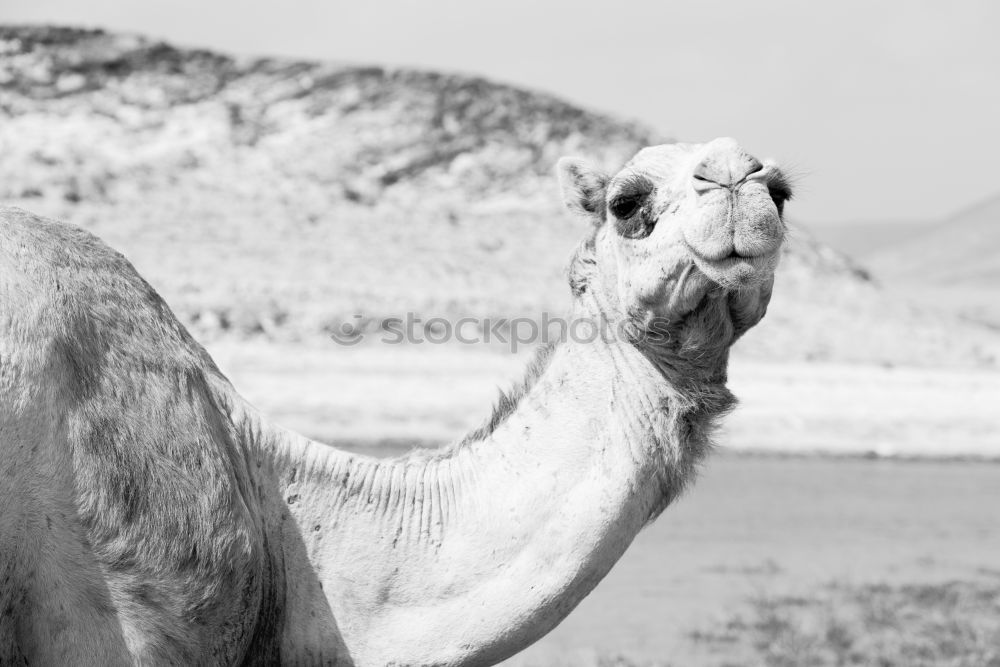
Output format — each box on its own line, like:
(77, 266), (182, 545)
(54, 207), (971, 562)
(557, 157), (609, 224)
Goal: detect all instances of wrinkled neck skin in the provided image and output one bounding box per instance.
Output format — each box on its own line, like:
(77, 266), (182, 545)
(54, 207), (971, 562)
(246, 285), (735, 666)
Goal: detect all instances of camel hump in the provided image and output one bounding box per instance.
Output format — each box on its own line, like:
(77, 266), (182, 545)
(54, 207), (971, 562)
(0, 206), (280, 663)
(0, 204), (133, 282)
(0, 205), (171, 330)
(0, 205), (211, 381)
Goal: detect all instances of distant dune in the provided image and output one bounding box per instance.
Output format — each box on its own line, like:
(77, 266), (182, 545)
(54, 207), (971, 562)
(864, 194), (1000, 327)
(1, 25), (997, 367)
(869, 194), (1000, 283)
(804, 220), (936, 258)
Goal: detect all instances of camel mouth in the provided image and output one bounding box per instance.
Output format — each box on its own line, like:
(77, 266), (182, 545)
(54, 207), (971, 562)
(686, 245), (779, 290)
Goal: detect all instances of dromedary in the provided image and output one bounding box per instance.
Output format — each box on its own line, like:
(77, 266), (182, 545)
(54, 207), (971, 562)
(0, 138), (791, 666)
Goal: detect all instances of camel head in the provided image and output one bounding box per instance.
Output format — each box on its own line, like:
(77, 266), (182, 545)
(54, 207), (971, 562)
(558, 138), (792, 365)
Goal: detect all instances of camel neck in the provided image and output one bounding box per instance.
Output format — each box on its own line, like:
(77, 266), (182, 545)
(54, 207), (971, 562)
(245, 303), (734, 665)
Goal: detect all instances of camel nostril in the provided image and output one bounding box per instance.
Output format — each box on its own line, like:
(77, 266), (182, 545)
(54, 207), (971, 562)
(692, 163), (726, 188)
(692, 171), (724, 193)
(693, 144), (763, 190)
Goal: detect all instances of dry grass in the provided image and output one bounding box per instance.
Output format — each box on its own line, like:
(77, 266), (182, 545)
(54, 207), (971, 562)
(690, 579), (1000, 666)
(511, 579), (1000, 666)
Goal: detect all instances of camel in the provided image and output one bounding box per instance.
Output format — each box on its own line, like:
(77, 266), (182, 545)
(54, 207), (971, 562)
(0, 137), (791, 666)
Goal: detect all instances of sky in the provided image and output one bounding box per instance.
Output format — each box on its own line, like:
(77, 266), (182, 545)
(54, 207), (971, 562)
(4, 0), (999, 225)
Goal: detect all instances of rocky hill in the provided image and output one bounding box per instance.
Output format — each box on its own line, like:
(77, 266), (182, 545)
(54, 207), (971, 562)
(1, 25), (996, 367)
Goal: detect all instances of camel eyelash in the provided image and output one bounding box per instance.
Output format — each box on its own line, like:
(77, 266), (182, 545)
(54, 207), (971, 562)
(611, 174), (655, 201)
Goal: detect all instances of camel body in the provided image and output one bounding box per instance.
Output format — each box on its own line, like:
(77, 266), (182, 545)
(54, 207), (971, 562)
(0, 138), (790, 665)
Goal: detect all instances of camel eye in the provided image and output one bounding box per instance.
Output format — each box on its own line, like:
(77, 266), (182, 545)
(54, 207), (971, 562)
(609, 194), (643, 219)
(766, 171), (794, 216)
